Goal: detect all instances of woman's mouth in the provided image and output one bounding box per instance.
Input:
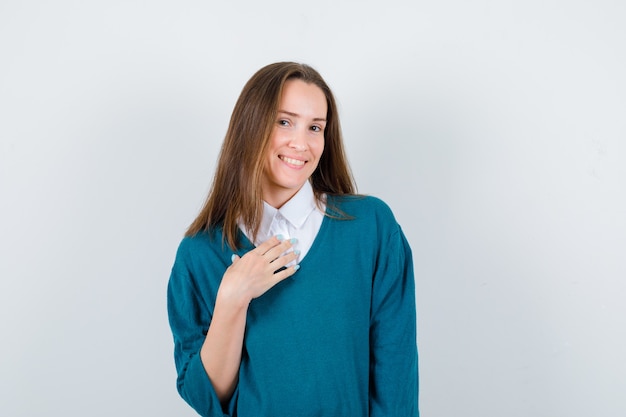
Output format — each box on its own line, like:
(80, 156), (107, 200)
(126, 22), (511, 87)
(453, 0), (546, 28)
(279, 155), (305, 166)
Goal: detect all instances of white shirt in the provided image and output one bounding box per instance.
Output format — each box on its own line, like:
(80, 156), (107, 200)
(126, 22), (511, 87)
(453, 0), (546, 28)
(238, 181), (325, 265)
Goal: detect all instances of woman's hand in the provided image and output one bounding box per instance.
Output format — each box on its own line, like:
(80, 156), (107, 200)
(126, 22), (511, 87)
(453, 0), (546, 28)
(219, 236), (299, 306)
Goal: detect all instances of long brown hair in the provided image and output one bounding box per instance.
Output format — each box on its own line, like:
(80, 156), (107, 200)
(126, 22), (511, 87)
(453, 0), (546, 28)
(186, 62), (356, 249)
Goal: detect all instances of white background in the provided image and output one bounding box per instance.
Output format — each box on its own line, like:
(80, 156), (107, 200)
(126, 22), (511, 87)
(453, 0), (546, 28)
(1, 1), (625, 416)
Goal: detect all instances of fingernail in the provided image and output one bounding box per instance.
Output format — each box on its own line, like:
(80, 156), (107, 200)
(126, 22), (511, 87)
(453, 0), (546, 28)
(231, 254), (237, 263)
(294, 265), (300, 271)
(289, 238), (298, 244)
(294, 249), (301, 255)
(276, 234), (284, 241)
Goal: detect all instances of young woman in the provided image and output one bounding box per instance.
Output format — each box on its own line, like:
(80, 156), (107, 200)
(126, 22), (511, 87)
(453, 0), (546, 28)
(167, 62), (419, 416)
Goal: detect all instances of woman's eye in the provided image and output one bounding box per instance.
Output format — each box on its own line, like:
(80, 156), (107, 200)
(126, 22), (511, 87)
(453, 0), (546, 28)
(278, 119), (289, 126)
(311, 125), (322, 132)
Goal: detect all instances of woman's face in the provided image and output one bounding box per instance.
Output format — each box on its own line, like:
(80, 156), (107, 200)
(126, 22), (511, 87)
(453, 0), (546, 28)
(262, 79), (327, 208)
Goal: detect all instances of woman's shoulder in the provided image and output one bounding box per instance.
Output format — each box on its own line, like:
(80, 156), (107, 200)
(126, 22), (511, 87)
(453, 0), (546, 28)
(327, 194), (398, 223)
(174, 228), (226, 262)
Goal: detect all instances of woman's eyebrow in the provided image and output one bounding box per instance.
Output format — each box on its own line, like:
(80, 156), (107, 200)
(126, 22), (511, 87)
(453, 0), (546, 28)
(278, 109), (326, 122)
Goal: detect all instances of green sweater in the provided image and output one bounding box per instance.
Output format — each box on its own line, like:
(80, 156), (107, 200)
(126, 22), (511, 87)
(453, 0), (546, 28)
(167, 195), (419, 416)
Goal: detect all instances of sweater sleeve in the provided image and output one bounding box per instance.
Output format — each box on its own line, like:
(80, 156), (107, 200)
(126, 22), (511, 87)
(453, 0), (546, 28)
(370, 225), (419, 416)
(167, 241), (236, 417)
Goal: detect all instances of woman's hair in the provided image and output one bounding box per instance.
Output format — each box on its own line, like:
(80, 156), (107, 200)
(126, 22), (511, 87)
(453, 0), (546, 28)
(186, 62), (356, 249)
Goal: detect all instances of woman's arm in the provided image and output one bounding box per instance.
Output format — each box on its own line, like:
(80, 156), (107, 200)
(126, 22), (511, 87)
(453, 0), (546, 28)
(200, 236), (299, 403)
(370, 227), (419, 416)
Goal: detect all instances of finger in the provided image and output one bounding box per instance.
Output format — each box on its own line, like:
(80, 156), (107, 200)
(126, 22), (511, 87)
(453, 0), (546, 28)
(268, 264), (301, 286)
(267, 249), (299, 273)
(231, 254), (239, 263)
(252, 235), (284, 255)
(263, 238), (297, 261)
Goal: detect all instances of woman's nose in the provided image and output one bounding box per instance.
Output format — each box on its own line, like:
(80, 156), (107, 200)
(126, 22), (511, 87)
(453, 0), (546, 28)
(288, 129), (307, 150)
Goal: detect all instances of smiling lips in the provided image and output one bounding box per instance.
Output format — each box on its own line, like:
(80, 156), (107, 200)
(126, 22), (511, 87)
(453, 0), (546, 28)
(279, 155), (306, 166)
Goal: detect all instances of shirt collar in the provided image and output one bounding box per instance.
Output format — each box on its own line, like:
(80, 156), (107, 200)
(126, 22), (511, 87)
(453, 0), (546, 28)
(260, 181), (317, 233)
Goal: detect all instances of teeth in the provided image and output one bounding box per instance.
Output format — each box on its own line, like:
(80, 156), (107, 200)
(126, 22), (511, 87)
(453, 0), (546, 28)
(280, 156), (305, 166)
